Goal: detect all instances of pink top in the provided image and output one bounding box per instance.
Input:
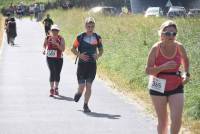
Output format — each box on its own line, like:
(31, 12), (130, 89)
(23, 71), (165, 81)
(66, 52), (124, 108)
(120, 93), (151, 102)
(155, 44), (183, 91)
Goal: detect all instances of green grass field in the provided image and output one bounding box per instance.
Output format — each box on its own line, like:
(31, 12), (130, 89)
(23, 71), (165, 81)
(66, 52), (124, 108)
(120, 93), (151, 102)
(46, 9), (200, 132)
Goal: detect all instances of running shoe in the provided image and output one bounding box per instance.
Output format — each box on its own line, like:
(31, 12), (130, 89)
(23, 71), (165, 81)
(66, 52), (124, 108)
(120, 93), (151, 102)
(54, 88), (59, 95)
(74, 93), (82, 102)
(50, 89), (54, 97)
(83, 104), (91, 113)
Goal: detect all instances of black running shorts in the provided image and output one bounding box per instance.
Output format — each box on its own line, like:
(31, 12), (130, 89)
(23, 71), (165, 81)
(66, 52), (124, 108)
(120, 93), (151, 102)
(149, 85), (184, 96)
(77, 62), (96, 84)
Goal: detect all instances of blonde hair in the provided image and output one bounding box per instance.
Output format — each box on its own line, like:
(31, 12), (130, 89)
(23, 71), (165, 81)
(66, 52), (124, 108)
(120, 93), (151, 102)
(85, 17), (95, 24)
(158, 20), (177, 36)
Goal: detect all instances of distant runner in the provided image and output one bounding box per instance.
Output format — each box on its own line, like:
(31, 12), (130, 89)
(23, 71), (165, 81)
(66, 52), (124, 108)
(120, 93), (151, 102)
(43, 24), (65, 97)
(71, 17), (103, 113)
(43, 14), (54, 36)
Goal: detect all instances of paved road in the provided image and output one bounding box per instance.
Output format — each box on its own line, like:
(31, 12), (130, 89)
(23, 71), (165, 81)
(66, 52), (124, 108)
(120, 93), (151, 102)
(0, 18), (156, 134)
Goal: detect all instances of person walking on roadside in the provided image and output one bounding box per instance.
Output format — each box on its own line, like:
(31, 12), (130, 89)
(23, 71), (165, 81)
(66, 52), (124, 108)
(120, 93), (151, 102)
(5, 13), (11, 44)
(43, 24), (65, 97)
(6, 17), (17, 46)
(43, 14), (54, 36)
(71, 17), (104, 113)
(29, 4), (35, 20)
(39, 3), (45, 19)
(34, 4), (40, 21)
(145, 20), (190, 134)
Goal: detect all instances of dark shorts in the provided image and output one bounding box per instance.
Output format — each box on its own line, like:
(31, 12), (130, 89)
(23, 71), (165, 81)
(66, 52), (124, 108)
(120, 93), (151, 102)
(45, 26), (51, 34)
(149, 85), (184, 96)
(77, 62), (96, 84)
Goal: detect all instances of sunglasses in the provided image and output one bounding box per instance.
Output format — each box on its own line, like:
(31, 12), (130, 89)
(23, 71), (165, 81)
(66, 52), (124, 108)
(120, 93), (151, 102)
(87, 25), (95, 28)
(162, 32), (177, 36)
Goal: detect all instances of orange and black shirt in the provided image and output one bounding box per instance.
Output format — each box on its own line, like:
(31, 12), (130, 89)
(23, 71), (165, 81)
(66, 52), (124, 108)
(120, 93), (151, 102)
(73, 32), (103, 63)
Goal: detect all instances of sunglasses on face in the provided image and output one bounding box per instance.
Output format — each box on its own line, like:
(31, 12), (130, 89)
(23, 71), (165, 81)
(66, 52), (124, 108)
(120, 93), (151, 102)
(162, 31), (177, 36)
(87, 25), (95, 28)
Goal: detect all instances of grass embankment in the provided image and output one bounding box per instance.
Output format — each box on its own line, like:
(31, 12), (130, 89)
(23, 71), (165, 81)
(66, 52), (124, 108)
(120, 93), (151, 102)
(47, 9), (200, 133)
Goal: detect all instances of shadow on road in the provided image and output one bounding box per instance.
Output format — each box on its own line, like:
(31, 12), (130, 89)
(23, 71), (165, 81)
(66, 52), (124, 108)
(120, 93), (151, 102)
(53, 95), (74, 101)
(13, 44), (21, 47)
(8, 44), (21, 47)
(78, 110), (121, 119)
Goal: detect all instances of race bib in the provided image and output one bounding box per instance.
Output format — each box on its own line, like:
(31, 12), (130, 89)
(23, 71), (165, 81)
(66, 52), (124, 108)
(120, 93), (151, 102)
(47, 50), (57, 58)
(148, 75), (166, 93)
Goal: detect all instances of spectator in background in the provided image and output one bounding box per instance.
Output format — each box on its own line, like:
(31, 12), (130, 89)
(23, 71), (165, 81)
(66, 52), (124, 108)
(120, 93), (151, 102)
(8, 3), (15, 16)
(34, 3), (40, 21)
(29, 4), (35, 20)
(7, 17), (17, 46)
(5, 13), (11, 44)
(37, 3), (45, 21)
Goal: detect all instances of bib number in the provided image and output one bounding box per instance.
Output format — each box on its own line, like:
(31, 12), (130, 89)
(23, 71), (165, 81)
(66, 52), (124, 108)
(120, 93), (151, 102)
(47, 50), (57, 58)
(148, 75), (166, 93)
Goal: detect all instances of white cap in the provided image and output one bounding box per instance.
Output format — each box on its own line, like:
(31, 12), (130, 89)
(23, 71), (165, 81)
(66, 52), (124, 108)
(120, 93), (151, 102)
(51, 24), (60, 31)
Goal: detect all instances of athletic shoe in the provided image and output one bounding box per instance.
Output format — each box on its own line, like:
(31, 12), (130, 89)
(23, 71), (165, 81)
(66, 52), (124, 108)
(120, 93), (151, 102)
(49, 89), (54, 97)
(74, 93), (82, 102)
(54, 88), (59, 95)
(83, 104), (91, 113)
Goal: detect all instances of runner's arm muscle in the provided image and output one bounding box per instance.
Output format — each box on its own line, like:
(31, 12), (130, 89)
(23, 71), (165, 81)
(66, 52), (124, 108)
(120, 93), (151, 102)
(178, 44), (190, 73)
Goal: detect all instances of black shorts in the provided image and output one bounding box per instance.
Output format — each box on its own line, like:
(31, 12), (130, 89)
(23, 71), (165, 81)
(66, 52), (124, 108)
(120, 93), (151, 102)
(45, 26), (51, 34)
(77, 62), (96, 84)
(149, 85), (184, 96)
